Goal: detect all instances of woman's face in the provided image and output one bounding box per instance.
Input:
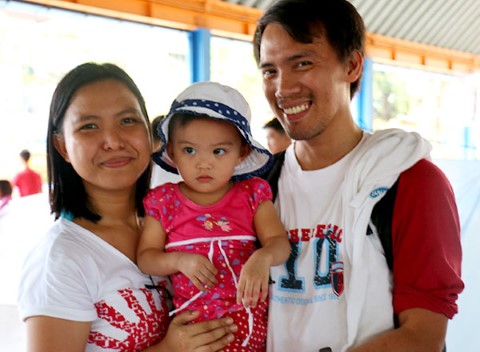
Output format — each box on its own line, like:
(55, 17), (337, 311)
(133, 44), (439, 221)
(54, 79), (151, 194)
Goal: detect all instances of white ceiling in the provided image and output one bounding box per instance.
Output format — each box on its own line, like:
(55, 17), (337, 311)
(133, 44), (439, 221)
(223, 0), (480, 56)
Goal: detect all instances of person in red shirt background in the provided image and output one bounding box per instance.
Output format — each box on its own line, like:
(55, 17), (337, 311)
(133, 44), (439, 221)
(12, 149), (42, 197)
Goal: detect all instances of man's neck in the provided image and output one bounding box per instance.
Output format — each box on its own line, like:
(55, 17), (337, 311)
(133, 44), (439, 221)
(294, 124), (363, 171)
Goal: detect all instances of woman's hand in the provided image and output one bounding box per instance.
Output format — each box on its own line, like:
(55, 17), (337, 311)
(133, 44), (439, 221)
(153, 310), (237, 352)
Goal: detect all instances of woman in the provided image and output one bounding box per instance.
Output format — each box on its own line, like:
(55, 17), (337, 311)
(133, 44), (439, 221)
(17, 62), (237, 351)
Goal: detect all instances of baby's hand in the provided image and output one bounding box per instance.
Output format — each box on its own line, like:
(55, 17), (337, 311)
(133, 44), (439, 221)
(179, 253), (218, 291)
(236, 252), (269, 307)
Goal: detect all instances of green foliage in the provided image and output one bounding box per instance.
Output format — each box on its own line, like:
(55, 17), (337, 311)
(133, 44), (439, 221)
(373, 70), (410, 122)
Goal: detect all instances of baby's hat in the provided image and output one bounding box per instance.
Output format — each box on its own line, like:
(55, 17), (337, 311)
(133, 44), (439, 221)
(153, 81), (273, 181)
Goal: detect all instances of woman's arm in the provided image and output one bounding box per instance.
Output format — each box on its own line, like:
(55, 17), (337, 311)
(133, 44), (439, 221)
(25, 311), (237, 352)
(146, 310), (237, 352)
(26, 316), (91, 352)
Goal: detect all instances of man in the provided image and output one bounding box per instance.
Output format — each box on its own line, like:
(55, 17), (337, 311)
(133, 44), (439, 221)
(263, 117), (291, 154)
(253, 0), (464, 351)
(12, 149), (42, 197)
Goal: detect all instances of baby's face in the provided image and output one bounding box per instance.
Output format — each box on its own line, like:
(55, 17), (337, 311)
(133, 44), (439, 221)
(168, 118), (248, 205)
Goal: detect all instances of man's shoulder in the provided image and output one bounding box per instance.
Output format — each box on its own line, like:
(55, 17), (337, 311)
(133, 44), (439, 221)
(400, 159), (450, 186)
(396, 158), (456, 214)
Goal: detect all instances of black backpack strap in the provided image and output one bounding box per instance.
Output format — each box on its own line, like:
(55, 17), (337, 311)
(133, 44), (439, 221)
(263, 150), (286, 201)
(368, 178), (399, 271)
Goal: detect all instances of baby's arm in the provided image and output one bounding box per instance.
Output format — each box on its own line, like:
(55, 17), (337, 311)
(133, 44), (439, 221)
(137, 215), (217, 291)
(236, 200), (290, 307)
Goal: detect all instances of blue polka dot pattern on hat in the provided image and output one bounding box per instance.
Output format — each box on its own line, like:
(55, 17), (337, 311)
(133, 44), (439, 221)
(170, 99), (252, 135)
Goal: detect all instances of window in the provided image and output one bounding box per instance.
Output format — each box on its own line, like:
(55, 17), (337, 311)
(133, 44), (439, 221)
(210, 36), (271, 146)
(372, 63), (479, 159)
(0, 1), (190, 179)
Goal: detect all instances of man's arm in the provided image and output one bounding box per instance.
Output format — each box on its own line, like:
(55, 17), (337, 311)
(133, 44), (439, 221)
(352, 159), (463, 351)
(349, 308), (447, 352)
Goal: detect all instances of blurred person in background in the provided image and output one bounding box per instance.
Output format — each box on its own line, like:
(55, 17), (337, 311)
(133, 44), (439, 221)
(0, 179), (13, 216)
(12, 149), (42, 197)
(263, 117), (291, 154)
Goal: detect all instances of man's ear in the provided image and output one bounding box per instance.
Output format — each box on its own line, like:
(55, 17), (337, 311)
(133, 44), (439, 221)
(346, 49), (363, 82)
(53, 133), (70, 162)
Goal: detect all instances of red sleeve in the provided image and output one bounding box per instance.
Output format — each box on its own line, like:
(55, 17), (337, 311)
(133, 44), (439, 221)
(392, 159), (464, 319)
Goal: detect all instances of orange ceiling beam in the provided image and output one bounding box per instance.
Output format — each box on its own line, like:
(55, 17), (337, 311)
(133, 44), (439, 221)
(22, 0), (480, 72)
(366, 33), (480, 73)
(22, 0), (261, 40)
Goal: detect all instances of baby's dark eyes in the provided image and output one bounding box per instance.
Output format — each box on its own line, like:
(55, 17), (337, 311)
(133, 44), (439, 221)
(183, 147), (196, 155)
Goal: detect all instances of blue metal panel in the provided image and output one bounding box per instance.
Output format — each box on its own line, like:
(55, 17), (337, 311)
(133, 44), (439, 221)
(356, 57), (373, 131)
(464, 126), (474, 159)
(189, 28), (211, 83)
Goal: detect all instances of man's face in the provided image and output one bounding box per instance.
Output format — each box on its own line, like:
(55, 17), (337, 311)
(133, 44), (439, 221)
(258, 23), (360, 142)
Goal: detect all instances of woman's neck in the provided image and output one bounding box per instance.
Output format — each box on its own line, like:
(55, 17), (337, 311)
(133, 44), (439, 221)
(74, 189), (141, 262)
(88, 186), (137, 222)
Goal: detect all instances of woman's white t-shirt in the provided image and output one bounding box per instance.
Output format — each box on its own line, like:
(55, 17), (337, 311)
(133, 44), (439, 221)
(18, 218), (171, 351)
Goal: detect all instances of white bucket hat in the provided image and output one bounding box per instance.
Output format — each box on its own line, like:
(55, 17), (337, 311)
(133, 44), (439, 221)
(153, 81), (273, 181)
